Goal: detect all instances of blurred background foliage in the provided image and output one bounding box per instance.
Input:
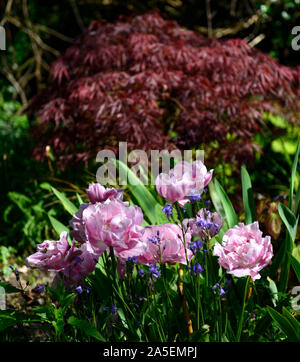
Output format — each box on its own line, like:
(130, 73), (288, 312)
(1, 0), (300, 105)
(0, 0), (299, 260)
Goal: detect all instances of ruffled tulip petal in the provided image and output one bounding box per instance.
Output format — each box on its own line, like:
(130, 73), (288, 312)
(213, 222), (273, 281)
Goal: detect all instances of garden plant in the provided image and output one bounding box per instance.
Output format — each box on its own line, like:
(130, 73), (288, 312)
(0, 3), (300, 345)
(1, 149), (300, 342)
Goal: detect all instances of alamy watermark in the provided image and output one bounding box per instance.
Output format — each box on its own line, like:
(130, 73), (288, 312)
(0, 26), (5, 50)
(292, 26), (300, 51)
(291, 286), (300, 311)
(95, 142), (204, 187)
(0, 286), (5, 310)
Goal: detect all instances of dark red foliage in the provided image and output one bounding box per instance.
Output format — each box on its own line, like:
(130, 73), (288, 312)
(30, 11), (300, 169)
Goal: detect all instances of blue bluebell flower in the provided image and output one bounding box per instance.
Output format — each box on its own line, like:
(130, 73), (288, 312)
(212, 282), (229, 296)
(138, 268), (145, 276)
(189, 263), (204, 276)
(75, 285), (84, 294)
(32, 284), (44, 294)
(188, 194), (202, 202)
(188, 239), (204, 254)
(148, 264), (161, 279)
(127, 256), (138, 263)
(148, 233), (160, 245)
(162, 203), (174, 219)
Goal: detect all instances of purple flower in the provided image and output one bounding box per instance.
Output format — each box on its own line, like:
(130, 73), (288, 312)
(138, 268), (145, 276)
(161, 203), (174, 219)
(148, 264), (161, 279)
(32, 284), (44, 294)
(112, 305), (118, 314)
(212, 283), (220, 291)
(188, 195), (201, 202)
(189, 263), (204, 276)
(127, 256), (138, 263)
(75, 285), (84, 294)
(188, 189), (202, 202)
(213, 281), (230, 296)
(148, 232), (161, 245)
(74, 256), (84, 266)
(188, 239), (204, 254)
(195, 210), (221, 235)
(219, 286), (227, 297)
(184, 209), (224, 239)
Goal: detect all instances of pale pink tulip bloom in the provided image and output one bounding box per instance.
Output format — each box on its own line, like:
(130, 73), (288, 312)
(156, 160), (213, 205)
(138, 223), (193, 265)
(213, 222), (273, 281)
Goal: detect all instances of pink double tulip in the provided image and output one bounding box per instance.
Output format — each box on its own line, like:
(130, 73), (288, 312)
(56, 243), (98, 286)
(70, 184), (123, 243)
(213, 222), (273, 281)
(86, 183), (123, 204)
(25, 232), (78, 271)
(82, 200), (146, 259)
(137, 223), (193, 265)
(155, 160), (213, 205)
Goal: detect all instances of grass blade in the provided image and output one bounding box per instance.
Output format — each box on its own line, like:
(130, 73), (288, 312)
(294, 185), (300, 215)
(289, 138), (300, 210)
(67, 316), (106, 341)
(291, 255), (300, 283)
(241, 166), (257, 224)
(278, 234), (293, 293)
(278, 203), (298, 242)
(214, 179), (238, 228)
(276, 193), (299, 292)
(282, 307), (300, 339)
(51, 186), (78, 215)
(208, 181), (226, 219)
(116, 160), (168, 224)
(267, 306), (299, 341)
(76, 193), (84, 205)
(48, 214), (70, 236)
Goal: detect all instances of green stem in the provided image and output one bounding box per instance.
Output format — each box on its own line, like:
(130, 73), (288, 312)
(196, 275), (204, 329)
(224, 311), (228, 338)
(161, 263), (171, 318)
(109, 246), (117, 279)
(175, 202), (189, 266)
(218, 298), (223, 341)
(236, 276), (250, 342)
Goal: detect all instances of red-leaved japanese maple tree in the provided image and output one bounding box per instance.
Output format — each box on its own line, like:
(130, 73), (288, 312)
(30, 11), (300, 169)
